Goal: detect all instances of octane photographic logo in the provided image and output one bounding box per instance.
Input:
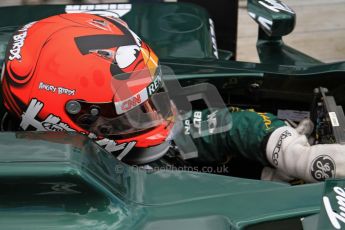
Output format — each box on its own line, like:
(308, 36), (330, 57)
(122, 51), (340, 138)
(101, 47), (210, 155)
(323, 186), (345, 229)
(20, 66), (233, 161)
(111, 65), (232, 160)
(141, 65), (232, 160)
(184, 110), (218, 136)
(114, 164), (230, 174)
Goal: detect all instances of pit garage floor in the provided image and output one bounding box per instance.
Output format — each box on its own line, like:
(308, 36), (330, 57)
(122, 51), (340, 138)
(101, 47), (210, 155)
(238, 0), (345, 63)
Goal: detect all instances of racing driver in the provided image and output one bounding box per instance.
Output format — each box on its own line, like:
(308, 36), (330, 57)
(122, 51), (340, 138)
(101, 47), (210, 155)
(1, 13), (345, 183)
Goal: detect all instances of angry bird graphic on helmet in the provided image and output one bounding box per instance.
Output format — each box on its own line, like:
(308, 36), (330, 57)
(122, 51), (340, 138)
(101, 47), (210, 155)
(1, 13), (176, 164)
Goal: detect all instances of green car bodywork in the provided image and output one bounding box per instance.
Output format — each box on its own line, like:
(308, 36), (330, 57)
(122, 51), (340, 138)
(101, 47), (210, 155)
(0, 1), (345, 229)
(0, 132), (324, 229)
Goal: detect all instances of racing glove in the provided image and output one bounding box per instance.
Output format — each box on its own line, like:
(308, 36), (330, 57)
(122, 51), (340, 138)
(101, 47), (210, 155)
(265, 125), (345, 183)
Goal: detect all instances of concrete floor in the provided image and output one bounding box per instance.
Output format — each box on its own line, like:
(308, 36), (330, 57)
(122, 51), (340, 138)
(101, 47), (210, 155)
(237, 0), (345, 63)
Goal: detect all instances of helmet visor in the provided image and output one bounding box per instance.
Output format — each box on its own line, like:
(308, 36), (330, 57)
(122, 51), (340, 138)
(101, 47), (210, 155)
(66, 67), (175, 139)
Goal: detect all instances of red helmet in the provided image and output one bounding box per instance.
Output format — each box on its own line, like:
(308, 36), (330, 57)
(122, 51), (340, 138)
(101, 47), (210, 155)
(1, 13), (175, 164)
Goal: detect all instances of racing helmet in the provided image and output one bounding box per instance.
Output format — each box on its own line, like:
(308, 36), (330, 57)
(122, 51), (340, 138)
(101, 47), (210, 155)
(1, 13), (176, 164)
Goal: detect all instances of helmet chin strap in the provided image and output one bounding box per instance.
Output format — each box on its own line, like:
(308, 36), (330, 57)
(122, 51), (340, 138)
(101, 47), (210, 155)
(121, 141), (170, 165)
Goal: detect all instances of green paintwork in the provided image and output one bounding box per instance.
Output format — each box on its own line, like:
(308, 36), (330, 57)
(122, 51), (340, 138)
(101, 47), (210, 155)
(0, 1), (345, 229)
(315, 179), (345, 230)
(0, 2), (217, 65)
(161, 58), (345, 110)
(0, 132), (324, 229)
(247, 0), (321, 65)
(247, 0), (296, 37)
(256, 29), (324, 65)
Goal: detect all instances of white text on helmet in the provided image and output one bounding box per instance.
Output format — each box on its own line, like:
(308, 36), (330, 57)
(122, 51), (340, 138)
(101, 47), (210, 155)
(93, 136), (136, 160)
(9, 22), (35, 61)
(20, 99), (75, 131)
(114, 73), (161, 114)
(147, 74), (162, 96)
(121, 94), (142, 112)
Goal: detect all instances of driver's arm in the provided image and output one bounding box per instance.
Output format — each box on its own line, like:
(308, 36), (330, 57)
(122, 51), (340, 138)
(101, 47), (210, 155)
(180, 107), (285, 166)
(181, 107), (345, 183)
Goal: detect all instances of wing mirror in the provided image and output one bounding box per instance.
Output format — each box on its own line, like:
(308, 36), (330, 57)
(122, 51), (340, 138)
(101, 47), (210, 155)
(247, 0), (296, 37)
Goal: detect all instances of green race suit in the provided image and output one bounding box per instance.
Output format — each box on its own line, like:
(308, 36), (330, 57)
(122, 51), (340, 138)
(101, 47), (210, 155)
(180, 107), (286, 166)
